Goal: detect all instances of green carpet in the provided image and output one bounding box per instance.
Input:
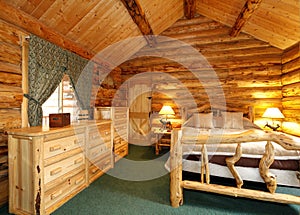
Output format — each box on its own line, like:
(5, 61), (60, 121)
(1, 144), (299, 215)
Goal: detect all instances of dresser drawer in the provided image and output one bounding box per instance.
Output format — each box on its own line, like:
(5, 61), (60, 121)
(114, 112), (127, 120)
(88, 143), (111, 162)
(45, 170), (86, 210)
(114, 144), (128, 161)
(88, 153), (112, 182)
(44, 134), (85, 159)
(44, 152), (85, 184)
(88, 124), (111, 148)
(114, 138), (127, 149)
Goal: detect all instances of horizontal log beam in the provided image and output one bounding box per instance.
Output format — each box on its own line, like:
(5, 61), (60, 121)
(182, 180), (300, 205)
(230, 0), (263, 37)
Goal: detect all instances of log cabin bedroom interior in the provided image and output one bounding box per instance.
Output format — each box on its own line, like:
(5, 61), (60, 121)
(0, 0), (300, 214)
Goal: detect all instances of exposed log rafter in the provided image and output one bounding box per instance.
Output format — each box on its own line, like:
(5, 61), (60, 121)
(230, 0), (263, 37)
(120, 0), (156, 47)
(0, 2), (95, 60)
(184, 0), (196, 19)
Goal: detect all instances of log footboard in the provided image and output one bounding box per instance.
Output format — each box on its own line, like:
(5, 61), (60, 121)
(170, 129), (300, 207)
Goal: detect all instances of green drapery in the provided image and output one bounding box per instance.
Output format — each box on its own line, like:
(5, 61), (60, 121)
(27, 34), (93, 126)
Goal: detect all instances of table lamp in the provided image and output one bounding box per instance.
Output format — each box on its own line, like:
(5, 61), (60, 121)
(159, 105), (175, 130)
(262, 107), (284, 131)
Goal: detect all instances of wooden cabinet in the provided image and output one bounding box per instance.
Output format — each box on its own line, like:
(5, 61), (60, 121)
(86, 122), (113, 183)
(94, 107), (129, 162)
(7, 120), (112, 215)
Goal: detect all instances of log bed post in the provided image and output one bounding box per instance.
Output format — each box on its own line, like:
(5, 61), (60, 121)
(170, 129), (183, 207)
(225, 143), (244, 188)
(259, 141), (277, 193)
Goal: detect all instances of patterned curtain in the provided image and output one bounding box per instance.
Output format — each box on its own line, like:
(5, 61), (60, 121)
(27, 35), (67, 126)
(27, 35), (93, 126)
(66, 52), (93, 111)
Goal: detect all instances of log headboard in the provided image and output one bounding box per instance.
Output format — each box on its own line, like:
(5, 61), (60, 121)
(181, 104), (254, 122)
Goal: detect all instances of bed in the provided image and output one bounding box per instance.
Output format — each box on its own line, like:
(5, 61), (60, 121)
(168, 105), (300, 207)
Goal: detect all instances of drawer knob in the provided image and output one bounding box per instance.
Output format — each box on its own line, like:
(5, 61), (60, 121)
(50, 145), (61, 152)
(50, 167), (62, 176)
(51, 190), (62, 200)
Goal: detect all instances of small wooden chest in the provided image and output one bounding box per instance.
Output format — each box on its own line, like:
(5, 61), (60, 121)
(49, 113), (70, 127)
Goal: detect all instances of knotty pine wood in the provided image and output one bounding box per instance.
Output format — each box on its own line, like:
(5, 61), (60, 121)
(282, 42), (300, 136)
(229, 0), (263, 37)
(0, 20), (26, 207)
(120, 15), (284, 120)
(196, 0), (300, 50)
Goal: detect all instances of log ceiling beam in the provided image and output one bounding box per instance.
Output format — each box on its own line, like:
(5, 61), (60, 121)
(230, 0), (263, 37)
(184, 0), (196, 19)
(0, 1), (95, 60)
(120, 0), (156, 47)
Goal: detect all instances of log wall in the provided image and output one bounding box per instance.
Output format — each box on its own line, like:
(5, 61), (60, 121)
(93, 66), (128, 108)
(0, 20), (25, 206)
(282, 43), (300, 136)
(120, 15), (283, 123)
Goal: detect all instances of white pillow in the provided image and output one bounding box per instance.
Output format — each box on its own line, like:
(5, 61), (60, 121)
(193, 112), (214, 128)
(222, 112), (244, 129)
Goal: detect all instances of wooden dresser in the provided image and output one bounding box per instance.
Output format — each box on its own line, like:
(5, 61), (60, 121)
(7, 120), (112, 215)
(94, 107), (129, 162)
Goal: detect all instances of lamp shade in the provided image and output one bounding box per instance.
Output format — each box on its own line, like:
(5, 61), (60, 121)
(262, 108), (284, 119)
(159, 105), (175, 115)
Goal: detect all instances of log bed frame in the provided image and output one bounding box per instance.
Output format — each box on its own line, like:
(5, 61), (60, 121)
(169, 105), (300, 207)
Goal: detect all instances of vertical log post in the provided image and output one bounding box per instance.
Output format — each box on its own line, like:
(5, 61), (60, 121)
(170, 129), (183, 207)
(225, 143), (243, 188)
(259, 141), (277, 193)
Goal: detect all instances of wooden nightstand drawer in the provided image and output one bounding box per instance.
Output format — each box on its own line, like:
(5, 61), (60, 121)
(44, 134), (85, 159)
(44, 152), (85, 184)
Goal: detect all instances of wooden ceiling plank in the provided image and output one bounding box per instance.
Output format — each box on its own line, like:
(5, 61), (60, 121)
(184, 0), (196, 19)
(0, 1), (94, 60)
(120, 0), (156, 47)
(142, 0), (184, 34)
(77, 1), (136, 50)
(67, 0), (117, 43)
(31, 0), (57, 19)
(229, 0), (263, 37)
(249, 13), (300, 41)
(245, 22), (296, 49)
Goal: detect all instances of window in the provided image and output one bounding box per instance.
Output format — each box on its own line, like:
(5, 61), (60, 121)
(42, 74), (79, 126)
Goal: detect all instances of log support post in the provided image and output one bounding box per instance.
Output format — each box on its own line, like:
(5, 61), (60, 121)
(170, 129), (183, 207)
(259, 141), (277, 193)
(201, 144), (210, 184)
(226, 143), (243, 188)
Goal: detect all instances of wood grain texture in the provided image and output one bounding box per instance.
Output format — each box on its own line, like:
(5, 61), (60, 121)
(230, 0), (262, 37)
(120, 0), (155, 46)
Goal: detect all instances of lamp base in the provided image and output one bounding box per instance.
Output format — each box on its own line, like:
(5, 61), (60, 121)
(264, 122), (280, 131)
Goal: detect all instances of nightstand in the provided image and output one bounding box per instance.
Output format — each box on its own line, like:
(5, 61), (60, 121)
(153, 129), (172, 155)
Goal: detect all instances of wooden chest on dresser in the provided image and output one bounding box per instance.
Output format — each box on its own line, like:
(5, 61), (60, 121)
(94, 107), (129, 162)
(7, 120), (112, 215)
